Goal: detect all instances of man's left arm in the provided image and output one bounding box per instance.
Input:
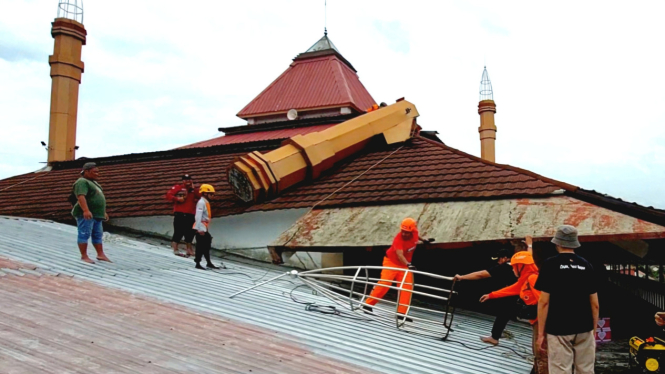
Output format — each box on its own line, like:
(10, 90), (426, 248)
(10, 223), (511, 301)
(417, 235), (434, 248)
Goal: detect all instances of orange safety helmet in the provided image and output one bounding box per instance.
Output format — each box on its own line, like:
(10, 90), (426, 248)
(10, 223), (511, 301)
(400, 217), (417, 232)
(511, 251), (535, 265)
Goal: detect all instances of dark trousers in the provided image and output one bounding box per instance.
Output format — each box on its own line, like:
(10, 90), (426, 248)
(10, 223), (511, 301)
(491, 296), (518, 340)
(195, 232), (213, 265)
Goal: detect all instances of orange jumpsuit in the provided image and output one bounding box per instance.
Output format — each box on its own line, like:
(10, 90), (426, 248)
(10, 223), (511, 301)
(366, 230), (419, 315)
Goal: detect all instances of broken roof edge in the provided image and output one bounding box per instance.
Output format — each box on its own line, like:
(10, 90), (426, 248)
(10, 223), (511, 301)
(570, 189), (665, 227)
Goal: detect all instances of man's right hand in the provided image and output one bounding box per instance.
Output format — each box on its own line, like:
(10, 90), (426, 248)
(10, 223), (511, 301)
(198, 230), (206, 235)
(454, 274), (463, 281)
(83, 210), (93, 219)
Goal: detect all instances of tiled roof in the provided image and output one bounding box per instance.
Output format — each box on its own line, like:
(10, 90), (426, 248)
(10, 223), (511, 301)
(236, 50), (376, 118)
(0, 146), (273, 221)
(180, 124), (336, 148)
(250, 137), (571, 212)
(0, 136), (577, 222)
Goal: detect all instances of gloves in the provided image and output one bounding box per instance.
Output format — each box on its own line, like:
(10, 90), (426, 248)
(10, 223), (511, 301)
(426, 238), (435, 243)
(407, 263), (416, 270)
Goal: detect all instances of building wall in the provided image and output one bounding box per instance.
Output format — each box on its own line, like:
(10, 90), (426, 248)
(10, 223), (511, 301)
(110, 208), (329, 269)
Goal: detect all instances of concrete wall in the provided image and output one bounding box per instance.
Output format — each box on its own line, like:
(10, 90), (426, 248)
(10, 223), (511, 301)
(110, 208), (330, 269)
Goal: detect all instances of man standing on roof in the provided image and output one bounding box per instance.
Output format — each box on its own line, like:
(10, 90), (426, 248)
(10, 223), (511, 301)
(193, 184), (221, 270)
(71, 162), (111, 264)
(165, 174), (200, 257)
(454, 247), (517, 345)
(480, 250), (547, 374)
(363, 218), (432, 322)
(535, 225), (599, 374)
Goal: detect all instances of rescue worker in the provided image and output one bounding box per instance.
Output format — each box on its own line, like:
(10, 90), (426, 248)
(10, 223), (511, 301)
(193, 184), (221, 270)
(480, 251), (548, 374)
(363, 218), (431, 322)
(454, 248), (517, 345)
(165, 174), (200, 257)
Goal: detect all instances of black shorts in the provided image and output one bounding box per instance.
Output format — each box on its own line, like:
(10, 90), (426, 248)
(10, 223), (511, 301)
(172, 212), (195, 243)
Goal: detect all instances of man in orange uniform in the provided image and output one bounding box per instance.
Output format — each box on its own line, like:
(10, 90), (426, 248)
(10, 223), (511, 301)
(363, 218), (431, 322)
(480, 251), (548, 374)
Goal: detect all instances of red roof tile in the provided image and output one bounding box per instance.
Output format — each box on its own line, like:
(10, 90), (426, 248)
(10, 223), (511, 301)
(0, 136), (575, 222)
(180, 124), (336, 148)
(247, 137), (572, 212)
(237, 51), (376, 118)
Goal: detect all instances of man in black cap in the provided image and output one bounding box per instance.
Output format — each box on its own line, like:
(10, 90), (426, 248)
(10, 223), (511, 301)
(165, 174), (200, 257)
(455, 247), (517, 345)
(71, 162), (112, 263)
(535, 225), (599, 374)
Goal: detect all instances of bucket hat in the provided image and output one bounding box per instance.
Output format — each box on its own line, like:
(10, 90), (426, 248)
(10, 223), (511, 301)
(551, 225), (581, 248)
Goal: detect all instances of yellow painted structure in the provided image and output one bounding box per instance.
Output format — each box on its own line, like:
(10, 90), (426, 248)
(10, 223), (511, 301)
(48, 18), (86, 162)
(478, 99), (497, 163)
(228, 100), (420, 203)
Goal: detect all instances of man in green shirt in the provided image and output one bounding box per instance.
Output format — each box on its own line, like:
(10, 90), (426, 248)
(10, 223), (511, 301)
(72, 162), (111, 263)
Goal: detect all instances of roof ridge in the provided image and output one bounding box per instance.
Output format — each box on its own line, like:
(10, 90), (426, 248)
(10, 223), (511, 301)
(330, 57), (355, 110)
(415, 136), (578, 193)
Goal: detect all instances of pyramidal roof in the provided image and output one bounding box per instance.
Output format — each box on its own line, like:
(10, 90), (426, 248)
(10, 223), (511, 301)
(237, 33), (376, 119)
(305, 30), (339, 53)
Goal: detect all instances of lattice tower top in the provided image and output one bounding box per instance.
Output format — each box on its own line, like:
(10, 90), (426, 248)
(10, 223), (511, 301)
(57, 0), (83, 23)
(480, 66), (493, 101)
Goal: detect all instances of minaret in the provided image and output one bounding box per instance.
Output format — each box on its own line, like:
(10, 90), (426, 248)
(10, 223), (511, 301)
(478, 67), (497, 162)
(47, 0), (86, 163)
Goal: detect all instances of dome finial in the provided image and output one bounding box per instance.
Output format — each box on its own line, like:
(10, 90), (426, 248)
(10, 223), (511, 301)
(479, 66), (493, 101)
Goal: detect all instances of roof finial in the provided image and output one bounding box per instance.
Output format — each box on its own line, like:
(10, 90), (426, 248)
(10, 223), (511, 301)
(479, 66), (494, 101)
(324, 27), (327, 36)
(324, 0), (327, 36)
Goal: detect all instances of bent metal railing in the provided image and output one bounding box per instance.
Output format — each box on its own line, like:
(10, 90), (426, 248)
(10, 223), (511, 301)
(230, 266), (458, 340)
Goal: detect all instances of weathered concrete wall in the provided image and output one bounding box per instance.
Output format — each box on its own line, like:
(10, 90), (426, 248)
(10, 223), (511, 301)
(110, 208), (329, 269)
(273, 196), (665, 248)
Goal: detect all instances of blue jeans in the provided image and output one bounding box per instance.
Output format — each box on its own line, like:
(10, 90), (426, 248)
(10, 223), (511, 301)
(77, 217), (104, 244)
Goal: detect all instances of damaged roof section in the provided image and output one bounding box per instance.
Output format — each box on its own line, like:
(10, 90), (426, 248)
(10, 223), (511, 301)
(272, 196), (665, 249)
(250, 136), (567, 212)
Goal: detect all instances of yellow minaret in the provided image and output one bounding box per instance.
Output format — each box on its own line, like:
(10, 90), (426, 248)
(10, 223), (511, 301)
(47, 0), (86, 163)
(478, 66), (497, 163)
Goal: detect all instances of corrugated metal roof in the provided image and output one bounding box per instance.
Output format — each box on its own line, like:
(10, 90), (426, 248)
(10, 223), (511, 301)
(0, 257), (377, 373)
(272, 196), (665, 248)
(181, 124), (336, 148)
(0, 217), (534, 374)
(237, 53), (376, 118)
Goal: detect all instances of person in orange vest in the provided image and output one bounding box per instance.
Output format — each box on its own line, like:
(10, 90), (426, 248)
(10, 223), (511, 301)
(480, 251), (548, 374)
(362, 218), (432, 322)
(193, 184), (221, 270)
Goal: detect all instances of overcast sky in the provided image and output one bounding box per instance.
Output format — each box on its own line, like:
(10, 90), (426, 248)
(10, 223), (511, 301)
(1, 0), (663, 208)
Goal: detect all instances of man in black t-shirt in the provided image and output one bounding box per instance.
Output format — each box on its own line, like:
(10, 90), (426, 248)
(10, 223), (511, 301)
(534, 225), (599, 374)
(455, 248), (517, 345)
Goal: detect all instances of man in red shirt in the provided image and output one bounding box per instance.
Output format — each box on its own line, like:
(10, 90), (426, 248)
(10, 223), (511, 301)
(165, 174), (201, 257)
(363, 218), (431, 322)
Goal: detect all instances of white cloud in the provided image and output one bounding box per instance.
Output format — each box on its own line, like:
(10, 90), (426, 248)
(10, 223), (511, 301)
(1, 0), (663, 208)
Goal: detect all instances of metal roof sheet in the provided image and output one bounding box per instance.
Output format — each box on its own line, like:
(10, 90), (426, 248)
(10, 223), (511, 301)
(237, 53), (376, 118)
(0, 217), (534, 374)
(272, 196), (665, 249)
(181, 124), (336, 148)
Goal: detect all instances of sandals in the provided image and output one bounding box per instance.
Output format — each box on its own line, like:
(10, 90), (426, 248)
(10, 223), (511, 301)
(174, 251), (187, 258)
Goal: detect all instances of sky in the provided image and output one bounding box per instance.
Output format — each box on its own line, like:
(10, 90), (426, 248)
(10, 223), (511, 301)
(1, 0), (664, 209)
